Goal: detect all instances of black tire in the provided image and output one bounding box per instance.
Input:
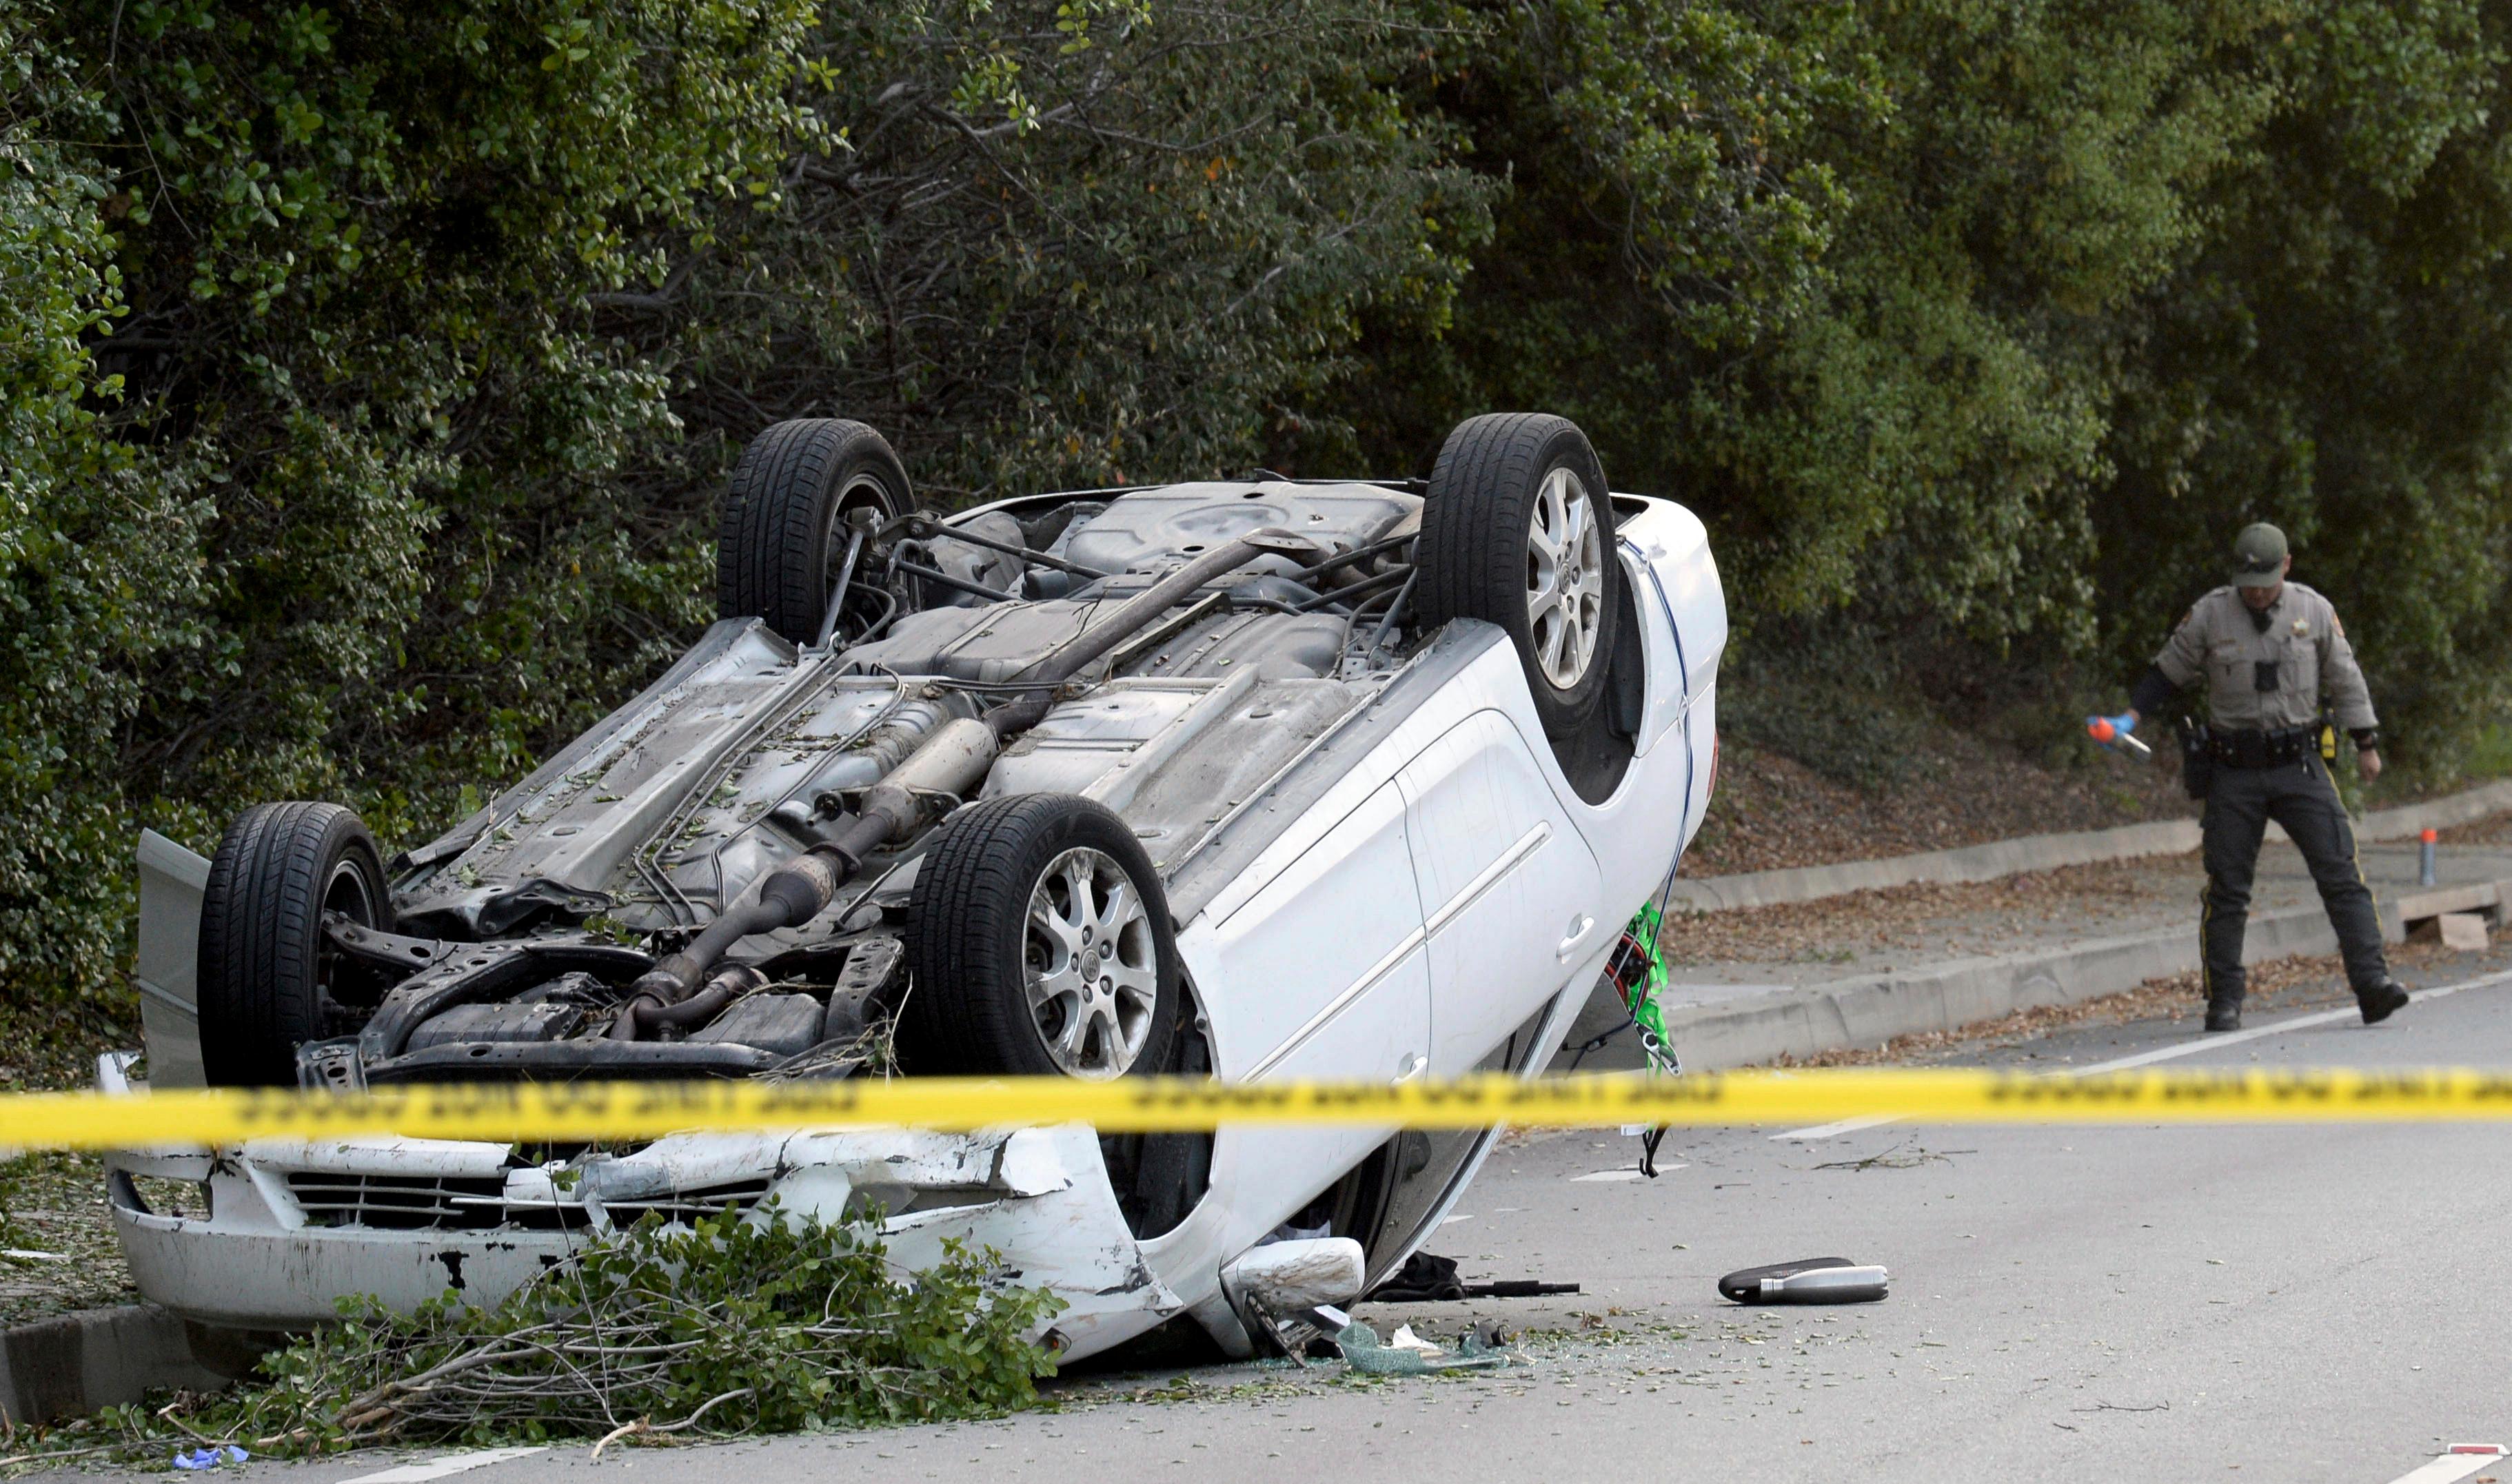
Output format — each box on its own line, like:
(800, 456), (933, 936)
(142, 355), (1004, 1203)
(1415, 413), (1625, 738)
(900, 795), (1181, 1080)
(196, 802), (394, 1088)
(716, 418), (912, 644)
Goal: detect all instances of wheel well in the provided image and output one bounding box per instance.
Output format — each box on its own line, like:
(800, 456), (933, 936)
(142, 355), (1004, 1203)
(1548, 555), (1645, 804)
(1097, 973), (1214, 1240)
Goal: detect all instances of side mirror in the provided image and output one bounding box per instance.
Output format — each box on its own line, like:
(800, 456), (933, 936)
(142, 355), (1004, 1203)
(1221, 1237), (1368, 1334)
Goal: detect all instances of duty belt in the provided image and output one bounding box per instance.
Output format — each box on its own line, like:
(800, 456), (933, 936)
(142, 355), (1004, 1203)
(2207, 725), (2314, 769)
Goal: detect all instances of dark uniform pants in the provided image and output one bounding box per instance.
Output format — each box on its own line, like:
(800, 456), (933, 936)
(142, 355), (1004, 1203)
(2200, 755), (2388, 1005)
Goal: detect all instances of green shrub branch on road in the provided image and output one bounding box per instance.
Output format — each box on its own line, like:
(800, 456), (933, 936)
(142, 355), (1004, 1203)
(3, 1209), (1060, 1469)
(7, 0), (2512, 1028)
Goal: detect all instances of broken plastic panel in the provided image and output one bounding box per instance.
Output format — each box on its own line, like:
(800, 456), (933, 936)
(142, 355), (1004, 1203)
(1716, 1257), (1890, 1305)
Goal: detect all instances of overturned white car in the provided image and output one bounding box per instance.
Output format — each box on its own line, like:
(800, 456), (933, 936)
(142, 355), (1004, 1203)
(105, 411), (1724, 1363)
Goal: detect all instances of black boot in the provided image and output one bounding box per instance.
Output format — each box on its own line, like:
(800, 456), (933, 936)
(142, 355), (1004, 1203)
(2205, 997), (2242, 1032)
(2356, 979), (2410, 1025)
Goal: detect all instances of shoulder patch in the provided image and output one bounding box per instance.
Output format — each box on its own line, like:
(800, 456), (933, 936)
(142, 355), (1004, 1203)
(2333, 616), (2344, 638)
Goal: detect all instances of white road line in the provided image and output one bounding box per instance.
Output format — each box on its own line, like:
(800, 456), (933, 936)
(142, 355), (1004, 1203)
(338, 1447), (547, 1484)
(1767, 966), (2512, 1140)
(1771, 1113), (1901, 1142)
(2382, 1445), (2508, 1484)
(2085, 968), (2511, 1073)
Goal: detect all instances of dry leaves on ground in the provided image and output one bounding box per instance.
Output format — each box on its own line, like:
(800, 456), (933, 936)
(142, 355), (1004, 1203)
(0, 1151), (134, 1326)
(1663, 857), (2199, 966)
(1683, 740), (2191, 879)
(2435, 810), (2512, 846)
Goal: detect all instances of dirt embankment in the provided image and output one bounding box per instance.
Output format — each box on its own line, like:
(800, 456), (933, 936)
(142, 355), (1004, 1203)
(1685, 684), (2493, 880)
(1685, 738), (2193, 879)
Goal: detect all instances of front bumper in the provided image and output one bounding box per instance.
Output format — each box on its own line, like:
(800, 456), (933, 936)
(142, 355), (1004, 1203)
(106, 1121), (1184, 1359)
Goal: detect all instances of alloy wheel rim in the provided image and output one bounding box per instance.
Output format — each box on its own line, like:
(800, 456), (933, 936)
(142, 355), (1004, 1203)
(1022, 846), (1159, 1078)
(1524, 465), (1604, 689)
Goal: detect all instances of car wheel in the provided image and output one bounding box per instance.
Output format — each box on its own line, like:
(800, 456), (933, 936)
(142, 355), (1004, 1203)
(900, 794), (1180, 1080)
(716, 418), (912, 645)
(1415, 413), (1625, 738)
(196, 802), (394, 1088)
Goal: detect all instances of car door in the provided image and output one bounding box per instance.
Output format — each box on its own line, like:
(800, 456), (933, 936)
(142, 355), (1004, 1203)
(1208, 779), (1432, 1085)
(1399, 709), (1603, 1072)
(1175, 778), (1434, 1277)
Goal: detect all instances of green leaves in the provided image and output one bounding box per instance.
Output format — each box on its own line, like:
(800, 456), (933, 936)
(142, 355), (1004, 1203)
(0, 0), (821, 1010)
(1330, 0), (2512, 777)
(154, 1208), (1063, 1451)
(0, 0), (1478, 1015)
(2087, 0), (2512, 770)
(0, 6), (212, 1011)
(8, 0), (2512, 1026)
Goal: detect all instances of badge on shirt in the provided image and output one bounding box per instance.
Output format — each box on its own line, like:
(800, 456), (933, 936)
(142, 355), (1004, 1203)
(2291, 618), (2309, 636)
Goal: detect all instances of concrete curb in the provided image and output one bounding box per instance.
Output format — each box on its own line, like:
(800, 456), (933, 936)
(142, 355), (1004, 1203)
(1665, 779), (2512, 913)
(2360, 778), (2512, 839)
(0, 1302), (224, 1425)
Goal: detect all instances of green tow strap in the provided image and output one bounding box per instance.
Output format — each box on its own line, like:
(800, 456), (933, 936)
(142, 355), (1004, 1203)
(1607, 902), (1680, 1176)
(1609, 902), (1679, 1078)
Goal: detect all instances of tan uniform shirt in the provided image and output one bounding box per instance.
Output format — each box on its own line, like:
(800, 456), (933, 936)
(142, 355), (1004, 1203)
(2152, 582), (2376, 731)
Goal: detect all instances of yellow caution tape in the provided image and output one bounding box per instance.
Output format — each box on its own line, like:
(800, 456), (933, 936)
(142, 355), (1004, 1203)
(10, 1068), (2512, 1151)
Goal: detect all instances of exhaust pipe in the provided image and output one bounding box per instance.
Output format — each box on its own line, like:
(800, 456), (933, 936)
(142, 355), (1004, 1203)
(607, 963), (766, 1041)
(617, 525), (1326, 1015)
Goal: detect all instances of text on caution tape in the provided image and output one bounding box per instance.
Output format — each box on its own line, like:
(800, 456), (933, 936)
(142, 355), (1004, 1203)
(10, 1068), (2512, 1150)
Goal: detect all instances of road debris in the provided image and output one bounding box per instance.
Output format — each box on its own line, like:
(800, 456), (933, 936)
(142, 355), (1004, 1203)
(1716, 1259), (1890, 1305)
(1363, 1252), (1580, 1303)
(1812, 1140), (1965, 1172)
(1333, 1319), (1521, 1375)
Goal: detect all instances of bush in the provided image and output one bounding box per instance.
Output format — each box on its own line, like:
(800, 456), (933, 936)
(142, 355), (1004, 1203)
(65, 1210), (1060, 1458)
(0, 0), (1479, 1018)
(9, 0), (2512, 1021)
(1326, 0), (2512, 780)
(0, 11), (210, 1015)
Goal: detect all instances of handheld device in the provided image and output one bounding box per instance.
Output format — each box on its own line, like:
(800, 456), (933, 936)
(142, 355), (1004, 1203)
(2087, 713), (2152, 758)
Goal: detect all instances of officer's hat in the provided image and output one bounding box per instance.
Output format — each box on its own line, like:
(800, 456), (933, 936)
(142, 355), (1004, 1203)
(2232, 522), (2287, 588)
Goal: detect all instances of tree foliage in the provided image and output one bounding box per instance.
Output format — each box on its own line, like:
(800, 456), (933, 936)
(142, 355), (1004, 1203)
(0, 0), (1472, 1014)
(2093, 1), (2512, 749)
(6, 0), (2512, 1014)
(1333, 0), (2512, 730)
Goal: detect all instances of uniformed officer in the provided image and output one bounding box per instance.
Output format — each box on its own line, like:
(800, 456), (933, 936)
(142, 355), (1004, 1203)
(2105, 522), (2409, 1032)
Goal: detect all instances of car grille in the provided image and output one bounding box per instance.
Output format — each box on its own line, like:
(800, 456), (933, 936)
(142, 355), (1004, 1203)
(287, 1173), (508, 1230)
(285, 1172), (772, 1232)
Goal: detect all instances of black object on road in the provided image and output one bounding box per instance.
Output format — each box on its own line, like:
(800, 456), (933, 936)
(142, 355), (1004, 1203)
(1366, 1252), (1583, 1303)
(1718, 1257), (1890, 1305)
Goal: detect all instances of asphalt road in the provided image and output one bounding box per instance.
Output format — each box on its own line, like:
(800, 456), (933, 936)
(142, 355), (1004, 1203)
(57, 950), (2512, 1484)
